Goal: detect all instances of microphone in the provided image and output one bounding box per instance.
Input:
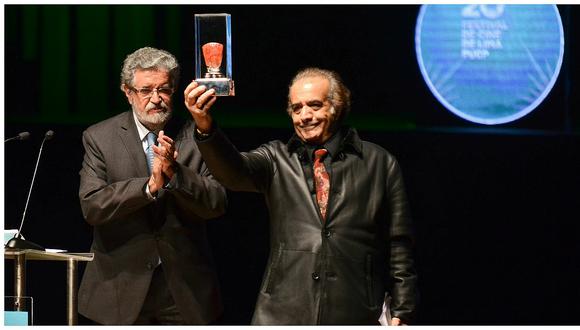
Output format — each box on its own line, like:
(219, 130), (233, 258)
(4, 131), (31, 142)
(5, 130), (55, 250)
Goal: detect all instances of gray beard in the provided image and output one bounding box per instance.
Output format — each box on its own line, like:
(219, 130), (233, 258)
(133, 103), (172, 131)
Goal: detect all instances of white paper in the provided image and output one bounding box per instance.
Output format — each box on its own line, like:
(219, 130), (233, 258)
(378, 293), (392, 326)
(45, 249), (68, 253)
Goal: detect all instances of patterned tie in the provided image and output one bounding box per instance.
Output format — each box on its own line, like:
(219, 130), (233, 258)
(313, 148), (330, 221)
(145, 132), (157, 173)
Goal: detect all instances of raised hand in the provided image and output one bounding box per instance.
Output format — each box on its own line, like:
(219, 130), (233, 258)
(184, 81), (217, 133)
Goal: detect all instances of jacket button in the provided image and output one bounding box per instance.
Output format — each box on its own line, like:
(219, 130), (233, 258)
(312, 272), (320, 280)
(323, 229), (332, 238)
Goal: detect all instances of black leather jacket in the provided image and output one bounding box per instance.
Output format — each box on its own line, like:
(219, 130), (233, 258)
(196, 126), (417, 325)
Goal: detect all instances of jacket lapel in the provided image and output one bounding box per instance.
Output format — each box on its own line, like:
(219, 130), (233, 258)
(118, 111), (149, 178)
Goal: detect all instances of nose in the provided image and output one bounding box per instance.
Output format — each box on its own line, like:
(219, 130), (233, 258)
(299, 106), (313, 121)
(150, 89), (162, 104)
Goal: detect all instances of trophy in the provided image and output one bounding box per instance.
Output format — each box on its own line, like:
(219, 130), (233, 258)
(194, 13), (235, 96)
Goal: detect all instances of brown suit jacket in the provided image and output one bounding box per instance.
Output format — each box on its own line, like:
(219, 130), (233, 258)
(78, 111), (226, 324)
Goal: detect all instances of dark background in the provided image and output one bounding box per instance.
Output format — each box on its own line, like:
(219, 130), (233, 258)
(4, 4), (580, 325)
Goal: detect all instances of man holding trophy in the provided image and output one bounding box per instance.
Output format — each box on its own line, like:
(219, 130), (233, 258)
(185, 62), (418, 324)
(138, 12), (417, 325)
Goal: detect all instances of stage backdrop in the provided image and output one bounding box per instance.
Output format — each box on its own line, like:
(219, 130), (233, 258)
(4, 5), (580, 325)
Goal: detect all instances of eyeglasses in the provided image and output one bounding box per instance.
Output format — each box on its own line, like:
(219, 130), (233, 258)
(130, 86), (174, 99)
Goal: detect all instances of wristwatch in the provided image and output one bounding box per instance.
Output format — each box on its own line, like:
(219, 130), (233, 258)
(195, 127), (211, 140)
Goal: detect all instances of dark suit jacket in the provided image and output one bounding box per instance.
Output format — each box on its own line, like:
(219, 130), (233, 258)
(78, 111), (227, 325)
(196, 127), (417, 324)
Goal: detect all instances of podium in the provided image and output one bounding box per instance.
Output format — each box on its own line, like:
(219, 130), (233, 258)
(4, 249), (93, 325)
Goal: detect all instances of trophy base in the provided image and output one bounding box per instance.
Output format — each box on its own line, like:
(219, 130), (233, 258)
(195, 78), (235, 97)
(204, 72), (224, 78)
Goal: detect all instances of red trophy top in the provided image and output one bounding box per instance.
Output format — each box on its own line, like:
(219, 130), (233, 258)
(202, 42), (224, 77)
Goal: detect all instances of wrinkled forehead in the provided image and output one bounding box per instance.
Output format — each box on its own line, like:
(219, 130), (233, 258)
(290, 76), (330, 102)
(132, 68), (171, 85)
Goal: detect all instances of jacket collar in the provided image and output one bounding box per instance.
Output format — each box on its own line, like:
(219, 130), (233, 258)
(118, 111), (149, 177)
(286, 126), (363, 159)
(121, 111), (187, 140)
(117, 111), (187, 177)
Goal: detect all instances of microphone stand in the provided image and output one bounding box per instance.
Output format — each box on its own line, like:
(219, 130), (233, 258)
(5, 131), (54, 250)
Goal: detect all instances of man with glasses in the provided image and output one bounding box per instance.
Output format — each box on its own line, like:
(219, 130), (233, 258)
(185, 68), (417, 325)
(78, 47), (227, 325)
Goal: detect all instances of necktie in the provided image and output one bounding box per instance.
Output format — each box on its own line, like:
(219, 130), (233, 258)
(313, 148), (330, 221)
(145, 132), (157, 173)
(146, 133), (162, 267)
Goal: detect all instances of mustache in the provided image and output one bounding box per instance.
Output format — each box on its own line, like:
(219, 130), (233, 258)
(145, 100), (169, 111)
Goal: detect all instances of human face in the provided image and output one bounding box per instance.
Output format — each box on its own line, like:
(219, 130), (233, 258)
(289, 77), (335, 145)
(124, 69), (173, 131)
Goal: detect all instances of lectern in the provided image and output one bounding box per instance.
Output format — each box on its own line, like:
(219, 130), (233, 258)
(4, 249), (93, 325)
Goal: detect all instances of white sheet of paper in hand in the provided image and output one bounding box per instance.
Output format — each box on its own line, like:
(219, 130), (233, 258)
(378, 294), (392, 326)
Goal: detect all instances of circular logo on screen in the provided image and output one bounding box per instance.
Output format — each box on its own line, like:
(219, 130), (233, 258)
(415, 5), (564, 125)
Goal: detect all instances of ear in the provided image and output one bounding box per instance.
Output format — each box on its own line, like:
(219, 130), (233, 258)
(122, 84), (133, 105)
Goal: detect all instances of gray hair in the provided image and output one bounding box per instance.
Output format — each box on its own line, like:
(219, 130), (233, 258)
(287, 67), (352, 124)
(120, 47), (180, 90)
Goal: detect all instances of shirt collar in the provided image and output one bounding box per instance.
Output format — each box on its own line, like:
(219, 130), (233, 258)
(287, 126), (363, 160)
(303, 128), (343, 161)
(132, 111), (156, 141)
(321, 129), (343, 158)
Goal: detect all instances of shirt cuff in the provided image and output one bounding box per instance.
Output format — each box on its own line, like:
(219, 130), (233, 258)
(145, 182), (157, 200)
(194, 127), (212, 141)
(194, 122), (216, 141)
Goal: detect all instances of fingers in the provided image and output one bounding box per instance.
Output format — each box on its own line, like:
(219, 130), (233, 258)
(152, 143), (176, 182)
(184, 81), (209, 106)
(184, 81), (216, 112)
(148, 158), (164, 194)
(183, 80), (199, 97)
(390, 317), (403, 326)
(153, 131), (176, 160)
(184, 84), (205, 108)
(152, 144), (175, 161)
(184, 81), (216, 133)
(149, 131), (177, 191)
(157, 131), (174, 150)
(195, 89), (216, 112)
